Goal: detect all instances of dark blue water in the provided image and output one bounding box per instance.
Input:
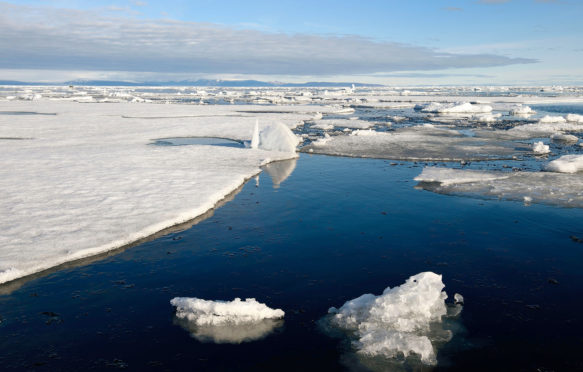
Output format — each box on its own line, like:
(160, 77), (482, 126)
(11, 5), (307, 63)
(1, 155), (583, 371)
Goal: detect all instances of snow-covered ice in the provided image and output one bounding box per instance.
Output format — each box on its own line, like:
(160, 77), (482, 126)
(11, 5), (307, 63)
(416, 102), (492, 114)
(326, 272), (461, 365)
(0, 100), (307, 284)
(171, 297), (284, 344)
(510, 104), (536, 116)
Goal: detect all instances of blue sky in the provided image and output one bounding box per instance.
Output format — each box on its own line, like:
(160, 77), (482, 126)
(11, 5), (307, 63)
(1, 0), (582, 85)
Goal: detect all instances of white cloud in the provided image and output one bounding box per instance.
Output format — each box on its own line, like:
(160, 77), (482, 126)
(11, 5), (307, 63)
(0, 2), (534, 76)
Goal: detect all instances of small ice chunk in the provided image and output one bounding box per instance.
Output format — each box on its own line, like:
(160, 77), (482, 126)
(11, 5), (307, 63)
(532, 141), (550, 154)
(539, 115), (566, 124)
(454, 293), (464, 305)
(510, 105), (535, 116)
(327, 272), (457, 365)
(251, 120), (259, 149)
(550, 133), (578, 144)
(545, 155), (583, 173)
(170, 297), (284, 325)
(566, 114), (583, 123)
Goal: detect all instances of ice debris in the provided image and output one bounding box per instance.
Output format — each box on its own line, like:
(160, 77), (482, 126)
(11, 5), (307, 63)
(327, 272), (460, 365)
(545, 154), (583, 173)
(171, 297), (285, 325)
(416, 102), (492, 114)
(532, 141), (550, 155)
(510, 104), (536, 116)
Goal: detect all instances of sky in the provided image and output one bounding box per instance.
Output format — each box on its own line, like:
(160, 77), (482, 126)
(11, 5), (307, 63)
(0, 0), (582, 85)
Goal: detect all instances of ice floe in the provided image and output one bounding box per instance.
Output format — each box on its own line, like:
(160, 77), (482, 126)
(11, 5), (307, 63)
(509, 104), (536, 116)
(0, 100), (303, 284)
(416, 167), (583, 208)
(171, 297), (284, 344)
(325, 272), (461, 365)
(303, 126), (529, 161)
(416, 102), (492, 114)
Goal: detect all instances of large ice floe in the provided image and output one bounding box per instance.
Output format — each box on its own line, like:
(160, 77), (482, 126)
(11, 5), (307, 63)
(325, 272), (462, 366)
(302, 125), (530, 161)
(415, 167), (583, 208)
(171, 297), (284, 344)
(0, 100), (310, 285)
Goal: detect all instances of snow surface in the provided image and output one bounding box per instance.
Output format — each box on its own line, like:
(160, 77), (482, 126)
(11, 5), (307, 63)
(327, 272), (459, 365)
(0, 100), (307, 284)
(416, 167), (583, 208)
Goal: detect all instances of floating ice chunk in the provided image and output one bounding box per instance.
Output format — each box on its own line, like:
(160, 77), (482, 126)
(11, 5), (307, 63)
(414, 167), (510, 186)
(171, 297), (284, 326)
(532, 141), (550, 154)
(327, 272), (457, 365)
(454, 293), (464, 305)
(313, 112), (323, 120)
(257, 122), (300, 153)
(315, 119), (373, 129)
(171, 297), (284, 344)
(566, 114), (583, 123)
(470, 113), (501, 123)
(550, 133), (578, 144)
(539, 115), (566, 124)
(388, 115), (407, 122)
(303, 125), (528, 161)
(545, 155), (583, 173)
(509, 105), (535, 116)
(334, 107), (356, 115)
(312, 121), (334, 130)
(417, 102), (492, 114)
(350, 129), (379, 136)
(416, 166), (583, 208)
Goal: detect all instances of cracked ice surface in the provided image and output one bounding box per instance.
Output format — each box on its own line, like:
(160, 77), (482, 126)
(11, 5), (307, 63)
(0, 100), (306, 284)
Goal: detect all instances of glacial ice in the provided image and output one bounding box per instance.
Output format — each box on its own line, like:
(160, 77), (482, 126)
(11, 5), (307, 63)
(326, 272), (460, 365)
(171, 297), (284, 344)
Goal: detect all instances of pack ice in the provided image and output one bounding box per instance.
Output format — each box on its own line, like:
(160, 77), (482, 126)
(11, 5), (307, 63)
(326, 272), (461, 365)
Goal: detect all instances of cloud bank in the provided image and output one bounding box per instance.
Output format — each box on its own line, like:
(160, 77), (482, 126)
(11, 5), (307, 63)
(0, 3), (534, 76)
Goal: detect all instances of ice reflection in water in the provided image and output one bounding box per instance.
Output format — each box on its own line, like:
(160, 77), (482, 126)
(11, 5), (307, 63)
(173, 316), (284, 344)
(263, 158), (297, 189)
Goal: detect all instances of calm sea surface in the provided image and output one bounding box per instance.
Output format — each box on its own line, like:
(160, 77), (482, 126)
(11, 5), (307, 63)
(1, 153), (583, 371)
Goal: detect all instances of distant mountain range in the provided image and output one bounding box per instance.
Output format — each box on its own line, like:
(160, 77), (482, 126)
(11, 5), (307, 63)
(0, 79), (383, 87)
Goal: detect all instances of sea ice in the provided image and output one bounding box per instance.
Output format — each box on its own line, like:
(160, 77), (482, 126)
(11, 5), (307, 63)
(0, 100), (302, 285)
(302, 126), (529, 161)
(509, 104), (535, 116)
(416, 167), (583, 208)
(171, 297), (284, 344)
(532, 141), (550, 154)
(416, 102), (492, 114)
(545, 154), (583, 173)
(326, 272), (460, 365)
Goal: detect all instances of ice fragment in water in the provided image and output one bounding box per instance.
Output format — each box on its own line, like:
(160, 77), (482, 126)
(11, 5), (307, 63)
(326, 272), (460, 365)
(545, 154), (583, 173)
(532, 141), (550, 154)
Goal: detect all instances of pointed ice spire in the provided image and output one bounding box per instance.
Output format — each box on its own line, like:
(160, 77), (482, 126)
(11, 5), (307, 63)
(251, 119), (259, 149)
